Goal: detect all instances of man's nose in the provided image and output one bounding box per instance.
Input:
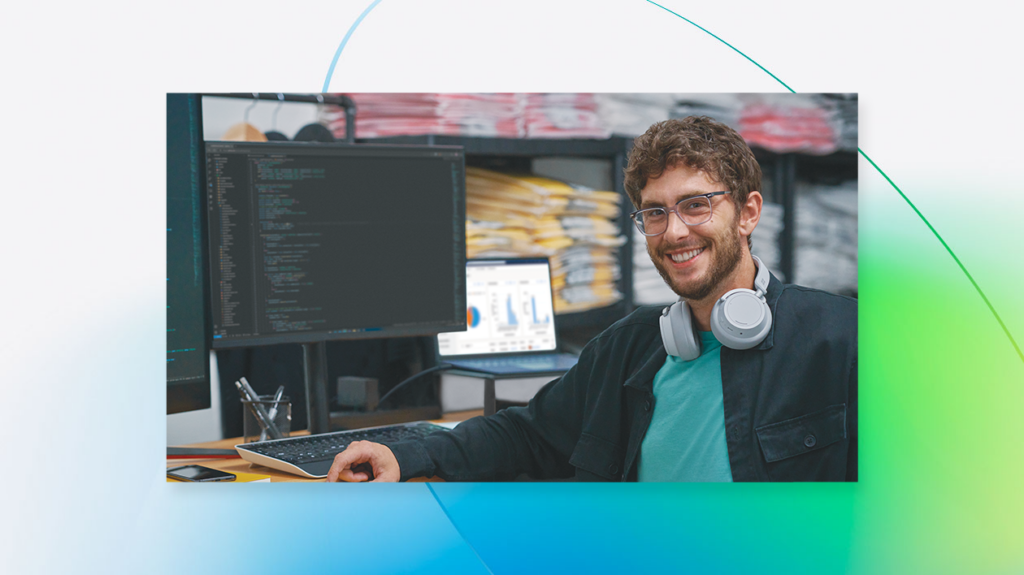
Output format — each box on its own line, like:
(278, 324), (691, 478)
(665, 210), (690, 241)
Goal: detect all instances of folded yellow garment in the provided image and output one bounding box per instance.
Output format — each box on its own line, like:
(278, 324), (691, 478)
(467, 228), (533, 242)
(535, 237), (575, 251)
(552, 267), (619, 285)
(466, 167), (575, 197)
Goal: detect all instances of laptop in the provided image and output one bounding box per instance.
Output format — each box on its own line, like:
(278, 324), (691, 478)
(437, 258), (579, 375)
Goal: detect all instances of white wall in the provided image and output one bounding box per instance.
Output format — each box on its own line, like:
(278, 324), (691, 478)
(201, 95), (323, 141)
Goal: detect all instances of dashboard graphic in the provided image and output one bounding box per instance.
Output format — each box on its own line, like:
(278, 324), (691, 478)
(467, 306), (481, 328)
(439, 260), (557, 356)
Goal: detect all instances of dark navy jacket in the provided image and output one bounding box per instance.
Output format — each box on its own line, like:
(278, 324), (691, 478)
(388, 273), (857, 482)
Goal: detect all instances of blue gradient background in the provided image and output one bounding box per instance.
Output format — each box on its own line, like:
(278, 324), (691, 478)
(2, 1), (1022, 573)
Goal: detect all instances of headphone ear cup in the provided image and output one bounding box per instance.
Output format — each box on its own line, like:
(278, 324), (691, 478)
(710, 289), (772, 350)
(660, 301), (701, 361)
(659, 307), (678, 357)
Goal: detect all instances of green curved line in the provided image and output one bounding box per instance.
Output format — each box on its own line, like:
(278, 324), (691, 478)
(647, 0), (1024, 365)
(860, 151), (1024, 364)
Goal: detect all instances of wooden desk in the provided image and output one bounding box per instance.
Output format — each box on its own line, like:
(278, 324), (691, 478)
(167, 410), (483, 483)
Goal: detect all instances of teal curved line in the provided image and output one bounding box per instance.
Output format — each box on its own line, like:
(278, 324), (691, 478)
(647, 0), (1024, 365)
(322, 0), (384, 92)
(645, 0), (794, 93)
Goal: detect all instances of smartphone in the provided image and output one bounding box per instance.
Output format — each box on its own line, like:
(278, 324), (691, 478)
(167, 465), (236, 482)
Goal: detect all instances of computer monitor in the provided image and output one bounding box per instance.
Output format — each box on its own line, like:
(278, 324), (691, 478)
(205, 141), (466, 346)
(167, 93), (212, 414)
(204, 141), (467, 431)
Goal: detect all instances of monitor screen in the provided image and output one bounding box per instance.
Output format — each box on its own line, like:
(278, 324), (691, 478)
(167, 94), (211, 413)
(437, 259), (557, 357)
(205, 142), (466, 347)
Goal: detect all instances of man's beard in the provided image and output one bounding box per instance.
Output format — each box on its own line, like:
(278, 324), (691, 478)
(648, 224), (744, 302)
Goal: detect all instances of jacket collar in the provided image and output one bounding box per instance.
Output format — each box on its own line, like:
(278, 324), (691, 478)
(758, 271), (784, 351)
(623, 344), (667, 391)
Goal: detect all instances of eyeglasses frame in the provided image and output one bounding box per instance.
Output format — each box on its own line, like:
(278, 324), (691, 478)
(629, 191), (732, 237)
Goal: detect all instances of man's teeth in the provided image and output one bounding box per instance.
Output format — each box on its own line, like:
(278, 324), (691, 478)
(670, 248), (704, 263)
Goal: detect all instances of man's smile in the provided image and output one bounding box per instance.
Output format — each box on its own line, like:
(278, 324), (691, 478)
(665, 246), (706, 267)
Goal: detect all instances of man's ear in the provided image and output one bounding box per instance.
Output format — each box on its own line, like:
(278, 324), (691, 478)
(738, 191), (762, 238)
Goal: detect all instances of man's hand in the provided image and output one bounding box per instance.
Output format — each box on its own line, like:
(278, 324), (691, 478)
(326, 441), (401, 482)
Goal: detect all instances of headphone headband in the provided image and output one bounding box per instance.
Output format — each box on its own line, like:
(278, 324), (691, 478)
(752, 255), (769, 297)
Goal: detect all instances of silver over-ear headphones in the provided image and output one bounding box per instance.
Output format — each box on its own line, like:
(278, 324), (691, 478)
(659, 255), (773, 360)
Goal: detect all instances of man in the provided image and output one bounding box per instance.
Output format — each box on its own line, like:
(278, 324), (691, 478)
(328, 116), (857, 482)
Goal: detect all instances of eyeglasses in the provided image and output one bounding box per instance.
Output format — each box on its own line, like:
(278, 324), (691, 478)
(629, 191), (731, 236)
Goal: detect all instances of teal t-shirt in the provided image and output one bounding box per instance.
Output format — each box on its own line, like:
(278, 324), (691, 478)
(638, 331), (733, 482)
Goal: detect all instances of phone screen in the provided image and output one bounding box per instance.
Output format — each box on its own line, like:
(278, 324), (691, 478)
(167, 465), (236, 482)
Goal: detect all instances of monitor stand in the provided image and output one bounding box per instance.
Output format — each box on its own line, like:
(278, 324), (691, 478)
(301, 340), (443, 436)
(302, 341), (331, 435)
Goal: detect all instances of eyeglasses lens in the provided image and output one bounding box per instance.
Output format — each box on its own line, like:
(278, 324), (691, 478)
(634, 196), (712, 235)
(679, 196), (712, 225)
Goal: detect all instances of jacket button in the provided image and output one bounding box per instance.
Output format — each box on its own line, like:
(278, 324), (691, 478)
(804, 434), (816, 448)
(644, 400), (652, 411)
(608, 463), (619, 475)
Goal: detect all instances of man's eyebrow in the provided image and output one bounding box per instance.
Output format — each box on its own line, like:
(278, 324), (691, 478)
(640, 191), (711, 209)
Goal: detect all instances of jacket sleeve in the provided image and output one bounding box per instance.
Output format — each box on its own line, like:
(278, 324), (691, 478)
(384, 343), (597, 482)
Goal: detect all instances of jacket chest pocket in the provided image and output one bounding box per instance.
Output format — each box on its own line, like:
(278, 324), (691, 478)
(569, 433), (624, 482)
(755, 403), (848, 481)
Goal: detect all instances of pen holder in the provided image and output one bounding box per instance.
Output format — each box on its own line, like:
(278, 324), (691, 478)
(241, 395), (292, 444)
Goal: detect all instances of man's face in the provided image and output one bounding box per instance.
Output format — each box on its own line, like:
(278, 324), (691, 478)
(641, 163), (744, 302)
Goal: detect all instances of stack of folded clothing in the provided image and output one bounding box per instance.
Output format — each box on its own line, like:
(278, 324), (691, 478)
(750, 201), (784, 281)
(631, 226), (678, 306)
(815, 93), (858, 152)
(465, 167), (626, 313)
(793, 180), (858, 296)
(524, 93), (609, 139)
(671, 94), (743, 129)
(738, 94), (837, 155)
(322, 93), (525, 138)
(594, 93), (676, 136)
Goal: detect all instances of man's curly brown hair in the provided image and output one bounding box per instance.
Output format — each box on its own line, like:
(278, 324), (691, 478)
(624, 116), (762, 249)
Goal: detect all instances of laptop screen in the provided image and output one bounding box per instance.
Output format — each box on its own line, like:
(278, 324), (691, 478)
(437, 259), (557, 357)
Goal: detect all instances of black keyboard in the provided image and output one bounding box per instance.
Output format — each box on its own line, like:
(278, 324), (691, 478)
(235, 421), (450, 478)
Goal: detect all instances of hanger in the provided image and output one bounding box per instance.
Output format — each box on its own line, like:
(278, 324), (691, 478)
(223, 93), (268, 141)
(265, 93), (289, 141)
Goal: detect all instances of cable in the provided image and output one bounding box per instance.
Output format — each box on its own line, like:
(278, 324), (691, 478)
(375, 363), (453, 410)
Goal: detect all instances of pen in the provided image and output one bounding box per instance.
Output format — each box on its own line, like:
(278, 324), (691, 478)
(240, 377), (284, 439)
(260, 385), (286, 442)
(235, 381), (273, 438)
